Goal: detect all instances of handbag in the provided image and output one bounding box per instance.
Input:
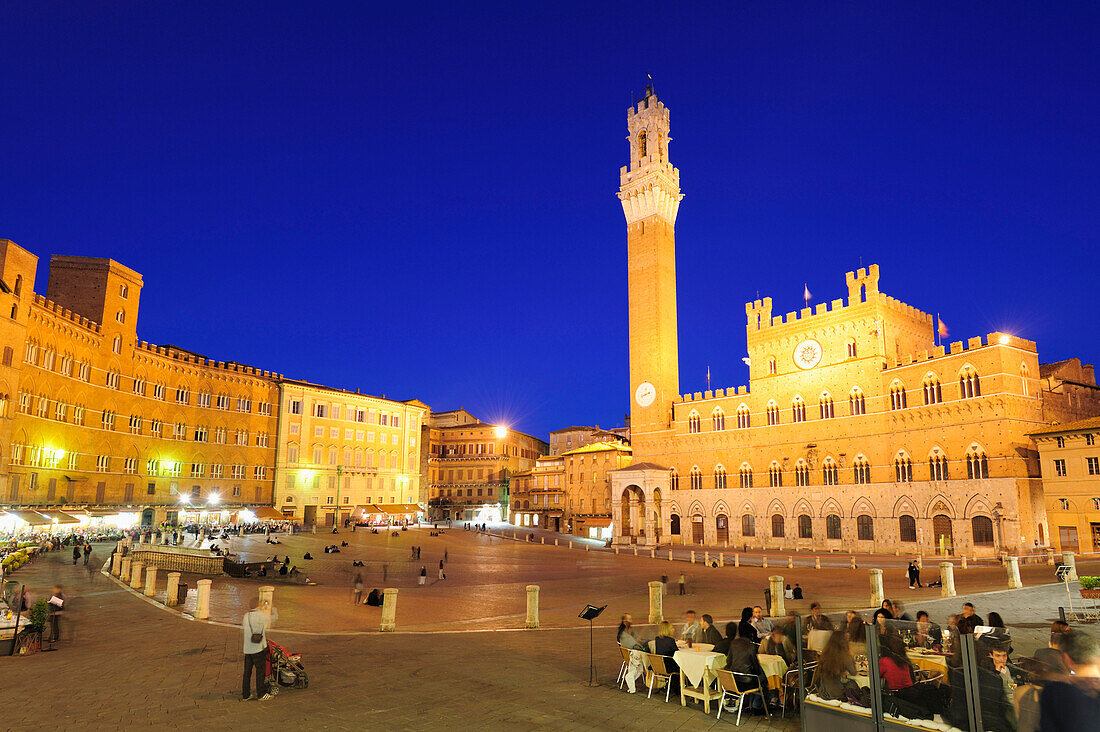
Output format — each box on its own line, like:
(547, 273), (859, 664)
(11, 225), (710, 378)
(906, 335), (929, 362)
(248, 614), (264, 645)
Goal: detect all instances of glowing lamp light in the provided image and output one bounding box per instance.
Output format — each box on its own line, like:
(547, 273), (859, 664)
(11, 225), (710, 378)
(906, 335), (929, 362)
(999, 334), (1011, 345)
(207, 492), (220, 506)
(240, 509), (257, 522)
(178, 493), (190, 504)
(49, 447), (65, 461)
(493, 425), (508, 439)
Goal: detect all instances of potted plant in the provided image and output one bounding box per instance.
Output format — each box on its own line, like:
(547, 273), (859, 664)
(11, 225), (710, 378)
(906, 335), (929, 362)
(1080, 576), (1100, 599)
(15, 599), (48, 654)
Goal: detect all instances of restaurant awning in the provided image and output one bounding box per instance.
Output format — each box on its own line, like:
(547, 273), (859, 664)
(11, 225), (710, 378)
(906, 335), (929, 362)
(354, 505), (386, 516)
(376, 503), (423, 515)
(576, 517), (612, 527)
(3, 510), (52, 526)
(249, 506), (285, 521)
(36, 510), (81, 524)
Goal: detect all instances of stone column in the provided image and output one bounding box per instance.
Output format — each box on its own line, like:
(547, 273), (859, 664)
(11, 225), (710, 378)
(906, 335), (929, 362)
(648, 581), (664, 625)
(850, 556), (857, 569)
(258, 585), (275, 608)
(1047, 548), (1055, 565)
(815, 557), (821, 569)
(668, 549), (673, 561)
(650, 548), (655, 559)
(939, 562), (957, 598)
(380, 588), (398, 631)
(762, 556), (768, 569)
(120, 556), (132, 583)
(1062, 551), (1078, 581)
(690, 550), (696, 564)
(111, 552), (123, 577)
(734, 554), (739, 567)
(961, 555), (968, 569)
(704, 551), (710, 566)
(1006, 556), (1023, 589)
(869, 569), (884, 607)
(719, 554), (724, 567)
(632, 546), (637, 556)
(165, 572), (181, 607)
(916, 555), (923, 569)
(768, 575), (785, 617)
(129, 560), (144, 589)
(144, 566), (158, 597)
(196, 579), (212, 620)
(525, 585), (540, 629)
(788, 556), (793, 569)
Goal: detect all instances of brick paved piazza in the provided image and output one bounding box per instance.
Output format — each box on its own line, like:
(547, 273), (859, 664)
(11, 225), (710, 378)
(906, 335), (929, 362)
(4, 529), (1097, 729)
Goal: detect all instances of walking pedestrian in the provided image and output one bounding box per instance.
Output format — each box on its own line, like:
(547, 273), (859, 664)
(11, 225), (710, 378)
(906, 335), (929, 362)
(72, 546), (81, 565)
(47, 586), (65, 644)
(678, 573), (686, 596)
(419, 566), (426, 585)
(82, 542), (92, 565)
(241, 596), (278, 701)
(444, 548), (448, 563)
(416, 546), (421, 559)
(382, 563), (388, 582)
(438, 559), (445, 580)
(353, 572), (364, 604)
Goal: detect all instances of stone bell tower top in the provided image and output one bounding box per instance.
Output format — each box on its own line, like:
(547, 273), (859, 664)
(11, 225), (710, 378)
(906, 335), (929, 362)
(618, 87), (683, 226)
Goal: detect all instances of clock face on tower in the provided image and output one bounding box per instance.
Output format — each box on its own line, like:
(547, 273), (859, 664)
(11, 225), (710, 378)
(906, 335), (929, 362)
(635, 381), (656, 407)
(793, 339), (823, 370)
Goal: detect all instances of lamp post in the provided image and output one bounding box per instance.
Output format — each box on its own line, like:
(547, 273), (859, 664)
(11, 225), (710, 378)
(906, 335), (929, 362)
(335, 464), (343, 529)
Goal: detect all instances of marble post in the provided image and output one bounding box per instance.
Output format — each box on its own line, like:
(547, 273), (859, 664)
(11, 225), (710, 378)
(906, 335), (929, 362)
(961, 555), (968, 569)
(1062, 551), (1078, 581)
(129, 560), (144, 589)
(815, 557), (821, 569)
(869, 568), (884, 606)
(144, 565), (158, 597)
(111, 552), (123, 577)
(380, 588), (398, 631)
(166, 572), (181, 606)
(769, 575), (785, 617)
(1006, 556), (1023, 589)
(259, 585), (275, 608)
(648, 581), (663, 625)
(940, 562), (957, 598)
(120, 556), (132, 583)
(196, 579), (211, 620)
(525, 585), (540, 629)
(690, 551), (696, 564)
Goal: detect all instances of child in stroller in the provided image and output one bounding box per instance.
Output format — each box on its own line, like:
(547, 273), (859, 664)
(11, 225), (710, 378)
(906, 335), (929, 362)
(265, 639), (309, 694)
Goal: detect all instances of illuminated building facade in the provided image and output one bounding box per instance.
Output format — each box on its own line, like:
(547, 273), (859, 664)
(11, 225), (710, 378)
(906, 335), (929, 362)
(1030, 417), (1100, 553)
(610, 89), (1100, 556)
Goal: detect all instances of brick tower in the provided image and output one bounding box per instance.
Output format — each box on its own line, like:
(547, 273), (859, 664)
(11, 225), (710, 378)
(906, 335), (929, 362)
(618, 85), (683, 443)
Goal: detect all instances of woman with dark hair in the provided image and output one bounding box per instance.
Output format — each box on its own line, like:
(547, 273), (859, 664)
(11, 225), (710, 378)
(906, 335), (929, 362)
(878, 632), (916, 690)
(815, 631), (856, 701)
(617, 613), (646, 650)
(738, 606), (759, 643)
(713, 621), (738, 656)
(846, 613), (867, 659)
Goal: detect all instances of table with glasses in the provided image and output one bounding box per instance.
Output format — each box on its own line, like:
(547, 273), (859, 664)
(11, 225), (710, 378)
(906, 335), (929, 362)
(758, 653), (789, 694)
(906, 648), (949, 678)
(674, 645), (725, 714)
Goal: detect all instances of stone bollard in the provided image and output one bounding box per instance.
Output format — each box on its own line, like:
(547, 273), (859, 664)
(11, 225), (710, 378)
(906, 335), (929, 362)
(788, 556), (793, 569)
(633, 546), (637, 556)
(650, 548), (655, 559)
(869, 568), (885, 606)
(668, 549), (673, 561)
(144, 566), (158, 597)
(614, 546), (619, 554)
(762, 556), (768, 569)
(734, 554), (740, 568)
(1047, 548), (1055, 565)
(1062, 551), (1078, 581)
(940, 562), (957, 598)
(916, 555), (923, 569)
(585, 544), (589, 552)
(769, 575), (785, 617)
(196, 579), (212, 620)
(541, 537), (545, 545)
(166, 572), (181, 606)
(690, 551), (696, 564)
(120, 556), (132, 583)
(704, 551), (710, 565)
(526, 585), (540, 629)
(850, 556), (857, 570)
(380, 588), (398, 631)
(648, 581), (664, 624)
(815, 557), (821, 570)
(1006, 556), (1023, 589)
(554, 539), (558, 546)
(129, 560), (144, 590)
(111, 552), (123, 577)
(961, 555), (968, 569)
(719, 554), (724, 567)
(259, 585), (275, 608)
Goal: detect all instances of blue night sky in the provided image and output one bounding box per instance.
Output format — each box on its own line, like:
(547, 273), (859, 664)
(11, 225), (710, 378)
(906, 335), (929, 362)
(2, 3), (1097, 438)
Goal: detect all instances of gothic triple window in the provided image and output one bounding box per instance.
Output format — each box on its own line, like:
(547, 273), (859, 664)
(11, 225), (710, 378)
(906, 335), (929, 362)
(688, 411), (701, 434)
(737, 405), (751, 429)
(822, 458), (839, 486)
(895, 454), (913, 482)
(819, 393), (834, 419)
(739, 464), (753, 489)
(959, 367), (981, 399)
(792, 397), (806, 423)
(966, 447), (989, 479)
(929, 450), (949, 481)
(852, 456), (871, 484)
(768, 463), (782, 488)
(890, 382), (907, 410)
(712, 408), (725, 431)
(690, 466), (703, 490)
(849, 388), (866, 416)
(923, 374), (943, 405)
(794, 460), (810, 486)
(714, 465), (727, 490)
(766, 401), (780, 426)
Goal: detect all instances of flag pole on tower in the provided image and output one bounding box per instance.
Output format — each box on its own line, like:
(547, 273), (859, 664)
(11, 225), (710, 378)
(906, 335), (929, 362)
(803, 283), (812, 309)
(706, 365), (711, 392)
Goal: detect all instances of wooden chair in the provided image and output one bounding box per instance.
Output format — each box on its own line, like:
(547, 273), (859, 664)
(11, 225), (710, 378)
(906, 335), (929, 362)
(715, 669), (770, 725)
(616, 646), (633, 688)
(644, 653), (676, 702)
(782, 662), (815, 717)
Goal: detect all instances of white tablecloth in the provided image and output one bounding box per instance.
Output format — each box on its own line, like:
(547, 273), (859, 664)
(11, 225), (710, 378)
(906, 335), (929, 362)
(907, 649), (948, 676)
(673, 648), (725, 687)
(758, 653), (789, 689)
(807, 629), (832, 652)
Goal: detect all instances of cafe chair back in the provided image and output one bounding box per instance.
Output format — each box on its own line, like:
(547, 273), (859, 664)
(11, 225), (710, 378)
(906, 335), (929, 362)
(616, 646), (633, 688)
(782, 662), (814, 717)
(644, 653), (675, 702)
(716, 669), (770, 726)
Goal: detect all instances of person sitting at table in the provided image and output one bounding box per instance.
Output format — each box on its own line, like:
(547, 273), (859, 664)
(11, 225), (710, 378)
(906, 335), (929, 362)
(1034, 623), (1071, 675)
(759, 625), (796, 666)
(814, 630), (856, 701)
(653, 621), (680, 674)
(724, 634), (771, 709)
(981, 611), (1013, 656)
(805, 603), (835, 632)
(845, 611), (867, 655)
(700, 614), (723, 646)
(737, 607), (759, 644)
(957, 602), (983, 635)
(750, 605), (772, 637)
(945, 641), (1017, 731)
(912, 610), (942, 650)
(713, 621), (738, 656)
(679, 610), (700, 643)
(1038, 631), (1100, 731)
(879, 631), (916, 690)
(617, 613), (647, 651)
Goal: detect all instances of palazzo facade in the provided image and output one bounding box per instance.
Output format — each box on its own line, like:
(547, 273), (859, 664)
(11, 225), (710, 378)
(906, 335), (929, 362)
(610, 88), (1098, 556)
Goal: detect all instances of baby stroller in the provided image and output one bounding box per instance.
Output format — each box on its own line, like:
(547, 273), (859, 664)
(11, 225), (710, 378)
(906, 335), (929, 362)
(265, 639), (309, 694)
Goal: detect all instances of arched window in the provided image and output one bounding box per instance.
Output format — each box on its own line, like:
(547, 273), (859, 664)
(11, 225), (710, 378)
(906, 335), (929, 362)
(742, 514), (756, 537)
(714, 465), (727, 490)
(849, 387), (866, 416)
(739, 463), (753, 489)
(688, 411), (701, 434)
(972, 516), (994, 546)
(116, 309), (125, 324)
(794, 460), (810, 486)
(768, 462), (782, 488)
(1059, 498), (1070, 510)
(2, 346), (11, 366)
(712, 408), (725, 431)
(771, 514), (785, 538)
(766, 401), (780, 426)
(929, 449), (948, 481)
(792, 396), (806, 422)
(669, 468), (680, 491)
(690, 466), (703, 490)
(890, 381), (907, 410)
(737, 404), (751, 429)
(798, 514), (813, 538)
(899, 515), (917, 542)
(966, 446), (989, 479)
(670, 514), (681, 535)
(847, 338), (857, 358)
(822, 458), (839, 486)
(857, 514), (874, 541)
(768, 357), (777, 375)
(959, 366), (981, 399)
(826, 514), (842, 539)
(923, 374), (943, 405)
(894, 453), (913, 482)
(853, 456), (871, 484)
(1020, 363), (1030, 397)
(1093, 498), (1100, 511)
(13, 274), (21, 296)
(637, 130), (647, 158)
(819, 392), (834, 419)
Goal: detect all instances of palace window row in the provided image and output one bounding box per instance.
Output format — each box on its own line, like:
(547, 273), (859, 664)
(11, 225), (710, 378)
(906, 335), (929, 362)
(685, 513), (994, 546)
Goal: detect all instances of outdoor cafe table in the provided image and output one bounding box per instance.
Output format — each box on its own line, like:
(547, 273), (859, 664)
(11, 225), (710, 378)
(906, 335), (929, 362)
(906, 648), (949, 677)
(758, 653), (789, 694)
(674, 646), (725, 714)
